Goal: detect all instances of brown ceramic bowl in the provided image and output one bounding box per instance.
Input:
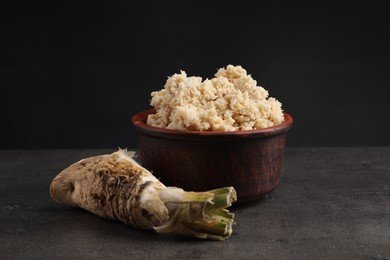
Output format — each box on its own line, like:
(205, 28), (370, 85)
(131, 109), (293, 203)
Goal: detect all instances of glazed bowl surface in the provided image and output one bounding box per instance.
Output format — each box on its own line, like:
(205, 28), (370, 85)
(131, 109), (293, 202)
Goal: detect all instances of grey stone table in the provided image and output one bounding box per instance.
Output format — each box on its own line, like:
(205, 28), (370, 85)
(0, 148), (389, 259)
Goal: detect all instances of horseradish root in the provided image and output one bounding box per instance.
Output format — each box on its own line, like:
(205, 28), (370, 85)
(49, 149), (237, 241)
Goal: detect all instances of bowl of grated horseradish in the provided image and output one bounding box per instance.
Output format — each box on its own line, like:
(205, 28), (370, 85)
(131, 65), (293, 203)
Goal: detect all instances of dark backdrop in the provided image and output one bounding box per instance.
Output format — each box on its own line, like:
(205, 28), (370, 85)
(2, 1), (389, 149)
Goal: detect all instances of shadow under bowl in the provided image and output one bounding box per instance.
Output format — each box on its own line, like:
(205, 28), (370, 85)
(131, 109), (293, 203)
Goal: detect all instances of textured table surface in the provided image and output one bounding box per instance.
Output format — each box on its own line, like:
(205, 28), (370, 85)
(0, 148), (389, 259)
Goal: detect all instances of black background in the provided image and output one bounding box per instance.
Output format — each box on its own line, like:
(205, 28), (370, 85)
(2, 0), (389, 149)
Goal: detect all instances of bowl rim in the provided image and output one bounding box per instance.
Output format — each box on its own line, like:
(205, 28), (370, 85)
(131, 109), (293, 140)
